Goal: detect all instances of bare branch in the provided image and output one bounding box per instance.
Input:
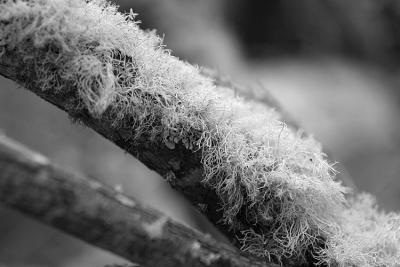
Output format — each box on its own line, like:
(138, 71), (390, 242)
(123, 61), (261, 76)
(0, 135), (273, 267)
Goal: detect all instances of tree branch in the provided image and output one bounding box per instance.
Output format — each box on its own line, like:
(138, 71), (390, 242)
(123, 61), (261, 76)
(0, 32), (235, 244)
(0, 135), (273, 267)
(0, 30), (354, 249)
(0, 1), (355, 264)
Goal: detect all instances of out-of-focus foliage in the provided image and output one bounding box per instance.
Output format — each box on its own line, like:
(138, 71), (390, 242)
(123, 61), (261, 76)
(119, 0), (400, 67)
(225, 0), (400, 64)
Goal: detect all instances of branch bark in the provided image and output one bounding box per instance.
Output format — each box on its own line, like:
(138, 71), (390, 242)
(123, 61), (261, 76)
(0, 135), (273, 267)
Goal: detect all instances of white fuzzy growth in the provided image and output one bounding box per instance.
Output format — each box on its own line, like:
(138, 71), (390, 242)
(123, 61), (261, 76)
(142, 216), (168, 240)
(2, 0), (400, 265)
(320, 194), (400, 266)
(189, 241), (221, 265)
(115, 194), (135, 208)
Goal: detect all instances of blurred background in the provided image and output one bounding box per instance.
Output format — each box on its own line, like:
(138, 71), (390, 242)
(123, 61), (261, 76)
(1, 0), (400, 266)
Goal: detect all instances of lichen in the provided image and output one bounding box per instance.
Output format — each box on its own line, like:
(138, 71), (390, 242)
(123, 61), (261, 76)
(189, 241), (221, 265)
(318, 194), (400, 266)
(115, 194), (136, 208)
(1, 0), (400, 265)
(142, 216), (168, 240)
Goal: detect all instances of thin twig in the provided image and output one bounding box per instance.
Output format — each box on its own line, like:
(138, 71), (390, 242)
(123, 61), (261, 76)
(0, 135), (272, 267)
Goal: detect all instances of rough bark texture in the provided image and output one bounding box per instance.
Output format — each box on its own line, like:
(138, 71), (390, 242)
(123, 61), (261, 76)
(0, 135), (274, 267)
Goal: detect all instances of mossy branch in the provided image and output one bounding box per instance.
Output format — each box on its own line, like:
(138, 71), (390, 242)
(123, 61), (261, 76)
(0, 42), (234, 241)
(0, 0), (351, 265)
(1, 1), (400, 266)
(0, 135), (273, 267)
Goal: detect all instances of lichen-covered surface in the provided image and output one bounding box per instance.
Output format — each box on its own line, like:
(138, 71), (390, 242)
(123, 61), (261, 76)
(1, 0), (400, 266)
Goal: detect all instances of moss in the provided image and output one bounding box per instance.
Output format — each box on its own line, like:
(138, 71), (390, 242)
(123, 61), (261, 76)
(319, 194), (400, 266)
(189, 241), (222, 265)
(142, 216), (168, 240)
(1, 0), (399, 265)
